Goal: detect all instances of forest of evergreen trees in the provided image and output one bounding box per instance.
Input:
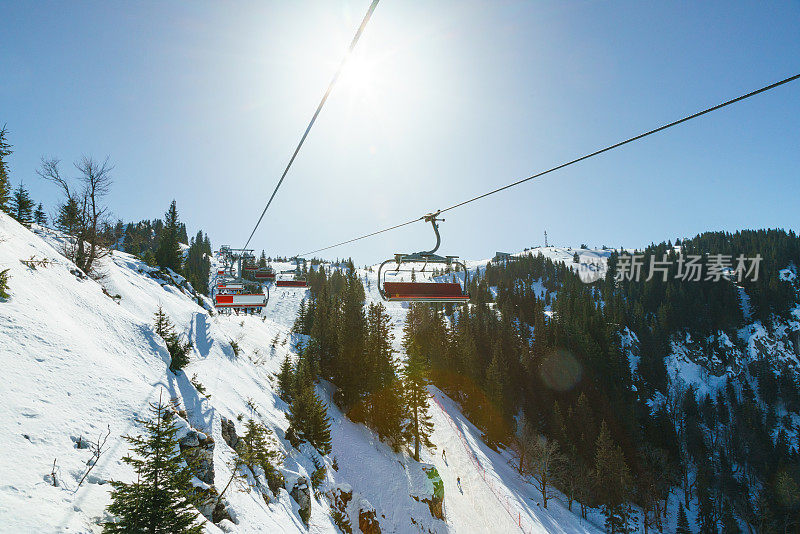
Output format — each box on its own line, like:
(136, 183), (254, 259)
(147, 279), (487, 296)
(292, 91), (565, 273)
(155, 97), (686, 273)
(297, 231), (800, 533)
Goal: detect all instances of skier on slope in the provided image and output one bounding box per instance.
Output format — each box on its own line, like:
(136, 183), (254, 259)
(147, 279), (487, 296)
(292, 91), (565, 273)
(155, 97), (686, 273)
(457, 477), (462, 493)
(442, 449), (446, 462)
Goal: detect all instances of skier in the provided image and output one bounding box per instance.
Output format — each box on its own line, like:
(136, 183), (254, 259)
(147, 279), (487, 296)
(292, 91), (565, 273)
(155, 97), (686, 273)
(442, 449), (446, 462)
(457, 477), (462, 493)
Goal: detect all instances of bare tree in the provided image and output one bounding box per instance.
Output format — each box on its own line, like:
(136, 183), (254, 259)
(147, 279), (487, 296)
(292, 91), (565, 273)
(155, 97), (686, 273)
(528, 434), (565, 509)
(37, 156), (113, 275)
(513, 414), (537, 475)
(77, 425), (111, 488)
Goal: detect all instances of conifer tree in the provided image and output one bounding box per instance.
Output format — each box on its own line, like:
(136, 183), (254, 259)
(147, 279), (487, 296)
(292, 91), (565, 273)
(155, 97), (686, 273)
(594, 421), (632, 533)
(277, 355), (294, 403)
(55, 196), (81, 236)
(155, 200), (183, 273)
(364, 302), (403, 444)
(332, 270), (366, 408)
(103, 396), (202, 533)
(34, 203), (47, 226)
(696, 471), (717, 534)
(720, 500), (740, 534)
(0, 269), (9, 299)
(153, 305), (192, 372)
(677, 502), (692, 534)
(10, 182), (34, 225)
(287, 386), (332, 455)
(402, 342), (435, 461)
(0, 125), (11, 213)
(184, 230), (211, 295)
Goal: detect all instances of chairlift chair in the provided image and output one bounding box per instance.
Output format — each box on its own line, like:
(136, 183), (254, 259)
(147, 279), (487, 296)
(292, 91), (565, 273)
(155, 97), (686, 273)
(276, 257), (309, 288)
(377, 212), (470, 303)
(213, 284), (268, 314)
(255, 266), (276, 281)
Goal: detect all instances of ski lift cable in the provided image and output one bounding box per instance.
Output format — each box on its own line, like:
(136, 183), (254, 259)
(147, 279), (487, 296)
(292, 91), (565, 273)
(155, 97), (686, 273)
(298, 72), (800, 257)
(241, 0), (381, 252)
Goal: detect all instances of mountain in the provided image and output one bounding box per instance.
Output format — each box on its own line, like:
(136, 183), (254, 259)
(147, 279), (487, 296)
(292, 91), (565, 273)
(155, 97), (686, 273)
(0, 211), (608, 532)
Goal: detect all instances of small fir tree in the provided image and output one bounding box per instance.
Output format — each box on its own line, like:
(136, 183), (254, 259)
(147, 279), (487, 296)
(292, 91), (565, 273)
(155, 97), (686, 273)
(677, 502), (692, 534)
(153, 305), (192, 372)
(0, 125), (12, 213)
(0, 269), (10, 299)
(287, 386), (332, 455)
(277, 355), (294, 403)
(103, 396), (202, 533)
(10, 182), (34, 225)
(34, 203), (47, 226)
(155, 200), (183, 273)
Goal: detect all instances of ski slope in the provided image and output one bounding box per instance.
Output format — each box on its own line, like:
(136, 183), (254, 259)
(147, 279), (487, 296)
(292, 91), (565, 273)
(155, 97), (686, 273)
(0, 211), (607, 533)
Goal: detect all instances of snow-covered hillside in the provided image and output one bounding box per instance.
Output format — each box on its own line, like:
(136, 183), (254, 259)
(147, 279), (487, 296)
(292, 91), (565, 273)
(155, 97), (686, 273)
(0, 212), (608, 533)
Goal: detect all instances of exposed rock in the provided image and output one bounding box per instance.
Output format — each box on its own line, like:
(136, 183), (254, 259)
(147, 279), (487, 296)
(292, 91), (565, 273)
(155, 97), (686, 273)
(180, 430), (200, 448)
(358, 508), (381, 534)
(213, 498), (235, 524)
(221, 416), (239, 450)
(290, 477), (311, 525)
(183, 443), (214, 485)
(422, 496), (444, 521)
(329, 486), (353, 533)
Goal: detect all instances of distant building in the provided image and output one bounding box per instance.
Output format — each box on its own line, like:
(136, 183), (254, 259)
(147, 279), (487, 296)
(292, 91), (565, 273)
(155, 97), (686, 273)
(493, 251), (512, 263)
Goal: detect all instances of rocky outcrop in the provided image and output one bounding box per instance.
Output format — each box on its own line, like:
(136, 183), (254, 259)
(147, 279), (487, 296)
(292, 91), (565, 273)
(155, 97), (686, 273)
(418, 465), (445, 521)
(328, 486), (353, 533)
(221, 416), (240, 450)
(290, 477), (311, 525)
(358, 508), (381, 534)
(180, 430), (215, 485)
(163, 405), (235, 524)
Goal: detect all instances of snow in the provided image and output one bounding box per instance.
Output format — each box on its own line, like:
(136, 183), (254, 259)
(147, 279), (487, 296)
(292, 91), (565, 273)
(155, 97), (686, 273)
(0, 213), (607, 533)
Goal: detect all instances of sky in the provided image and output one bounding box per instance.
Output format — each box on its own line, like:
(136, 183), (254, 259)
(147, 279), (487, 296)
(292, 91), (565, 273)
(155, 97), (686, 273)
(1, 1), (798, 263)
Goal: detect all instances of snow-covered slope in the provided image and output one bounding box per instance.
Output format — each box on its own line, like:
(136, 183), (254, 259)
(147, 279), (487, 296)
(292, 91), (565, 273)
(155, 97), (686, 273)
(0, 212), (606, 533)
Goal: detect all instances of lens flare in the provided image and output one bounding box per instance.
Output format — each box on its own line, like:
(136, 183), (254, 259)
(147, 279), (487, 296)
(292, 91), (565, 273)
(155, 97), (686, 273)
(539, 349), (582, 391)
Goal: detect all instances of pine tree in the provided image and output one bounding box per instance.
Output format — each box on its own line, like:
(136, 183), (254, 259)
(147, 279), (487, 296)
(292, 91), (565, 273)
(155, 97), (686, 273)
(720, 500), (740, 534)
(153, 305), (192, 372)
(234, 419), (284, 497)
(34, 203), (47, 226)
(154, 305), (175, 340)
(103, 396), (202, 533)
(594, 421), (632, 533)
(364, 302), (403, 445)
(155, 200), (183, 273)
(677, 502), (692, 534)
(402, 342), (435, 461)
(277, 355), (294, 403)
(0, 269), (9, 299)
(10, 182), (34, 225)
(0, 125), (11, 213)
(696, 469), (717, 534)
(54, 196), (81, 236)
(287, 386), (331, 455)
(332, 270), (366, 409)
(184, 230), (211, 295)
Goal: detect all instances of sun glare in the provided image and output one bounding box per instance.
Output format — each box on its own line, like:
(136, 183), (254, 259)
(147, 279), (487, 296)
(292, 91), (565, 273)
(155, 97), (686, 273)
(340, 52), (376, 96)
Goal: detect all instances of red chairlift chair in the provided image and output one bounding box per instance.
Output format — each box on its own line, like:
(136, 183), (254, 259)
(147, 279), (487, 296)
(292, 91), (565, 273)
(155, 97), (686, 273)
(378, 212), (470, 303)
(276, 257), (309, 288)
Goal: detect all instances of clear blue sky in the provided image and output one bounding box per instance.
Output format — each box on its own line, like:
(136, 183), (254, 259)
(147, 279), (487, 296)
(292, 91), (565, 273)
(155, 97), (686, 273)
(2, 1), (798, 262)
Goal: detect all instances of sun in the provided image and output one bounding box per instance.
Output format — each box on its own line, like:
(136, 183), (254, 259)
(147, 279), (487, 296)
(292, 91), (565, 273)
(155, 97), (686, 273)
(339, 51), (378, 97)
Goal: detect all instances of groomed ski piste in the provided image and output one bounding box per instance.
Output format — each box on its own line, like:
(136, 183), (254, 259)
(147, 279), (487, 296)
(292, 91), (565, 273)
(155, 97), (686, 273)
(1, 209), (613, 533)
